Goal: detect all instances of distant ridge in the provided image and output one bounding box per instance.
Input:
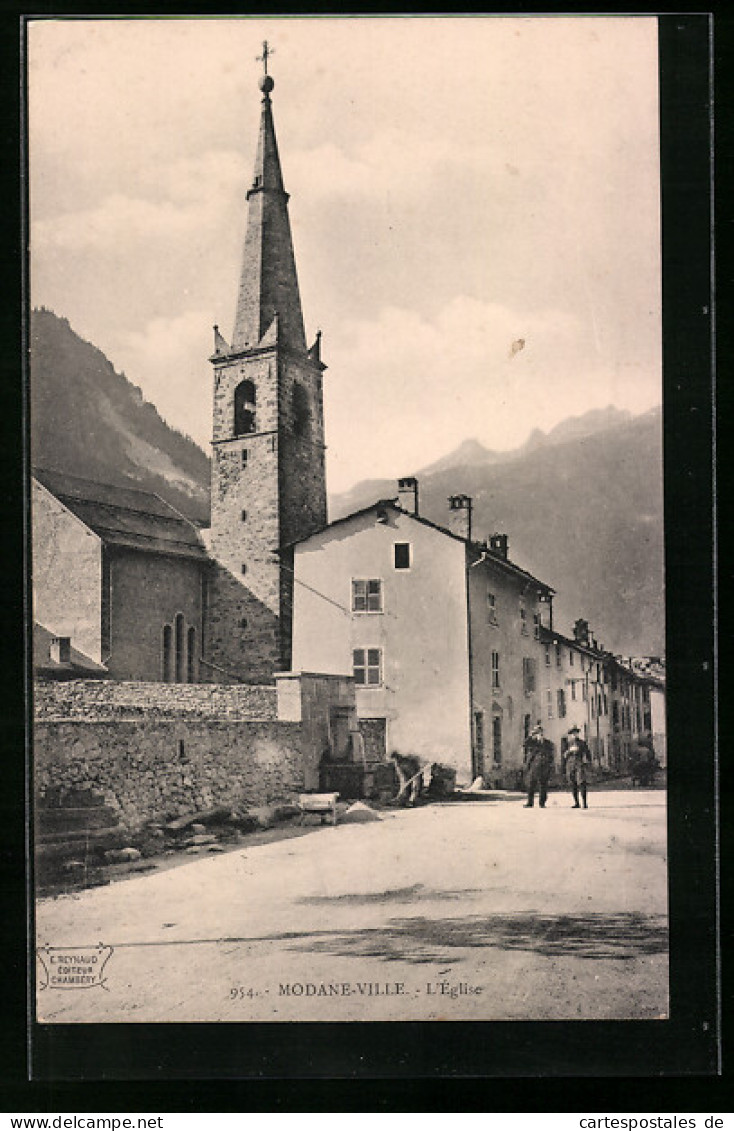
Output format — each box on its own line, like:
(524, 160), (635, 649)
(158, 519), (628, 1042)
(330, 405), (664, 656)
(30, 308), (210, 524)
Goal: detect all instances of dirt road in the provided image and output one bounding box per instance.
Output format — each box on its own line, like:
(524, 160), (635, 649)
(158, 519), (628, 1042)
(35, 789), (667, 1022)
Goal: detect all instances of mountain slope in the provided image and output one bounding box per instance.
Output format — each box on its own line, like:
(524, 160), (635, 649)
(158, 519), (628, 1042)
(30, 308), (210, 523)
(330, 406), (664, 656)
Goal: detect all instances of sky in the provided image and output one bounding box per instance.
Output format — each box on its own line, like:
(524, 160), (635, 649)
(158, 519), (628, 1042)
(28, 16), (662, 495)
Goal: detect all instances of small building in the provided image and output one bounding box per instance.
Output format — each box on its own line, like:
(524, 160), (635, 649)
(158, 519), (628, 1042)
(32, 468), (209, 683)
(289, 479), (555, 786)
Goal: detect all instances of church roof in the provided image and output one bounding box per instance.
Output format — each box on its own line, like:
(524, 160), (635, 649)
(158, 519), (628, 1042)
(229, 70), (307, 353)
(33, 468), (209, 562)
(286, 498), (555, 596)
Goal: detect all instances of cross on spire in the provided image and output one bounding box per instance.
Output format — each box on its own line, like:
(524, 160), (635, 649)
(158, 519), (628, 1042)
(257, 40), (274, 76)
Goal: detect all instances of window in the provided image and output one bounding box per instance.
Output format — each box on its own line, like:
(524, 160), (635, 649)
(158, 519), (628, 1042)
(523, 657), (537, 695)
(241, 509), (247, 521)
(174, 613), (185, 683)
(162, 624), (173, 683)
(555, 643), (562, 669)
(492, 716), (502, 766)
(533, 612), (541, 639)
(491, 650), (500, 690)
(546, 688), (554, 718)
(353, 647), (382, 686)
(241, 563), (247, 575)
(242, 449), (249, 467)
(557, 688), (566, 718)
(292, 382), (310, 437)
(520, 605), (528, 635)
(187, 627), (196, 683)
(234, 379), (256, 436)
(582, 682), (588, 702)
(487, 591), (498, 625)
(544, 643), (551, 667)
(352, 578), (382, 613)
(570, 680), (577, 701)
(394, 543), (411, 570)
(569, 650), (575, 667)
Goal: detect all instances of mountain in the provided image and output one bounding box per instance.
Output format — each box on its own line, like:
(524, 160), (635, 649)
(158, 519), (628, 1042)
(329, 406), (664, 656)
(30, 308), (210, 523)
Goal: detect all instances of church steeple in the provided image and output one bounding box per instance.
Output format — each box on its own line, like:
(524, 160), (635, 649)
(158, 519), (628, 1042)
(206, 46), (328, 681)
(231, 64), (306, 353)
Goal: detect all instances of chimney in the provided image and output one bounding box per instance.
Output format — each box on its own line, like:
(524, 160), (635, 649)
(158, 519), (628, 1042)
(398, 476), (419, 515)
(573, 618), (590, 647)
(488, 532), (509, 560)
(50, 636), (71, 664)
(447, 494), (473, 541)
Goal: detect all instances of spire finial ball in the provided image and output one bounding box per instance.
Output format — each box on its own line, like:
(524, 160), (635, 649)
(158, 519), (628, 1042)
(259, 74), (274, 94)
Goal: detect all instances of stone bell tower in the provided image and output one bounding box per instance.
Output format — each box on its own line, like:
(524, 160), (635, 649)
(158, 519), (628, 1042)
(206, 51), (327, 679)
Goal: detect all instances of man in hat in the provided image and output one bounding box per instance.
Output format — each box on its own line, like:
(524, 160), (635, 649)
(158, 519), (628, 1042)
(564, 725), (591, 808)
(523, 722), (554, 808)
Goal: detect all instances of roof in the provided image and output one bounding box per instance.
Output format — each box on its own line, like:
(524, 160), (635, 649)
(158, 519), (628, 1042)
(33, 622), (109, 679)
(287, 498), (554, 596)
(33, 468), (209, 562)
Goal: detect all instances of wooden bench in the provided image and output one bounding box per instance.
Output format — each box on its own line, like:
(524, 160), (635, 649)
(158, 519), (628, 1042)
(298, 792), (339, 827)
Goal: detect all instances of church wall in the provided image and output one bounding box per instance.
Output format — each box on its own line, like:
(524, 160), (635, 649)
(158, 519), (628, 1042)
(31, 479), (103, 662)
(277, 355), (327, 547)
(106, 548), (204, 682)
(202, 560), (282, 684)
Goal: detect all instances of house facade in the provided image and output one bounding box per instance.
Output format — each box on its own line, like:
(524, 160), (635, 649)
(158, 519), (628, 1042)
(290, 480), (554, 786)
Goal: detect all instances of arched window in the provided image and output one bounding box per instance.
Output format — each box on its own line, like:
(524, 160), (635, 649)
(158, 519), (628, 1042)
(162, 624), (173, 683)
(187, 626), (196, 684)
(234, 380), (256, 436)
(292, 381), (310, 437)
(174, 613), (185, 683)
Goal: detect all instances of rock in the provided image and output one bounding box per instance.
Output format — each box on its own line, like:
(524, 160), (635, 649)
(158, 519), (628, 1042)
(191, 823), (206, 834)
(272, 803), (301, 822)
(62, 859), (86, 875)
(184, 833), (217, 847)
(207, 844), (225, 853)
(185, 846), (202, 855)
(249, 806), (276, 829)
(103, 846), (142, 864)
(342, 802), (382, 824)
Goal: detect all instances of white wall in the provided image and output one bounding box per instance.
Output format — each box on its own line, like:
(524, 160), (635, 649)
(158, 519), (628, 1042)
(292, 509), (473, 779)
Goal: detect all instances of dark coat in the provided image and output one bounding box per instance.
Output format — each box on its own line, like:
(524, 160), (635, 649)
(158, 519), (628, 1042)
(523, 736), (553, 786)
(565, 738), (591, 782)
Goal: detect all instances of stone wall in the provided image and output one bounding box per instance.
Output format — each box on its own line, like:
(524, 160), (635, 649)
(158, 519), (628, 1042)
(34, 674), (356, 830)
(34, 717), (304, 831)
(34, 678), (277, 721)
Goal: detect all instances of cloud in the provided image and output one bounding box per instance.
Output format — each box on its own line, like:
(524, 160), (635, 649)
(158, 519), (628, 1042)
(109, 311), (214, 447)
(32, 148), (245, 254)
(323, 295), (660, 493)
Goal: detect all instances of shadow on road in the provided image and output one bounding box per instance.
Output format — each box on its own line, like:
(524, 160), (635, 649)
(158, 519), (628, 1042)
(300, 884), (482, 905)
(288, 911), (668, 965)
